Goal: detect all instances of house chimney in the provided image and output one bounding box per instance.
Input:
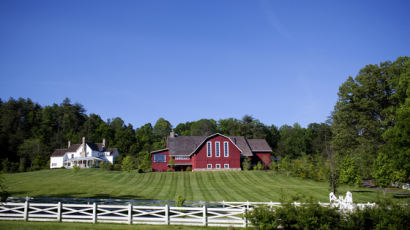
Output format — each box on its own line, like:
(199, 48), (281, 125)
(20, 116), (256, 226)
(170, 131), (175, 138)
(81, 137), (86, 157)
(82, 137), (85, 145)
(68, 140), (71, 148)
(102, 138), (106, 147)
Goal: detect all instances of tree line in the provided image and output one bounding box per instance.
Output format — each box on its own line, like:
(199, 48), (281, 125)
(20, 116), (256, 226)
(0, 56), (408, 190)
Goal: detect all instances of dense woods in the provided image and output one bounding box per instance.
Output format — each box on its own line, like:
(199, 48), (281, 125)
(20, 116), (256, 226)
(0, 57), (408, 189)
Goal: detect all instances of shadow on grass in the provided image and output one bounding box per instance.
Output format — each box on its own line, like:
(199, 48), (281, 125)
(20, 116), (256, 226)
(393, 194), (410, 199)
(351, 190), (374, 193)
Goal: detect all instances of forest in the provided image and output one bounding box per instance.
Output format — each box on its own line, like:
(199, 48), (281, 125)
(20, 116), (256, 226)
(0, 57), (409, 190)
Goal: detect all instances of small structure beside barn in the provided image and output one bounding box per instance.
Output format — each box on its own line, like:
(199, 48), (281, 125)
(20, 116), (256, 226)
(50, 137), (119, 169)
(151, 132), (272, 171)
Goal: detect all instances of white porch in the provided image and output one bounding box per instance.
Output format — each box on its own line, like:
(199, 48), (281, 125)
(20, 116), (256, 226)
(64, 157), (103, 168)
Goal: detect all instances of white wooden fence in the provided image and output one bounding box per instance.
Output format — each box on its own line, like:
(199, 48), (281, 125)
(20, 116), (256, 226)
(0, 200), (377, 227)
(0, 201), (247, 227)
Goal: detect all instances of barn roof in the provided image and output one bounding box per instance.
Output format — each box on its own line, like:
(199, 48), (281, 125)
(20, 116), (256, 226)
(152, 133), (271, 157)
(247, 139), (272, 152)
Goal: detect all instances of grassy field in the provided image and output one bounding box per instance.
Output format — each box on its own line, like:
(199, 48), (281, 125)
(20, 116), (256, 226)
(3, 169), (406, 203)
(0, 221), (224, 230)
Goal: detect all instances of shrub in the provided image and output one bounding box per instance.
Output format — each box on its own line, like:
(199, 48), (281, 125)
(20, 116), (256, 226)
(175, 195), (185, 207)
(186, 166), (192, 171)
(72, 165), (80, 173)
(167, 168), (173, 172)
(136, 168), (143, 173)
(121, 156), (136, 172)
(246, 203), (343, 230)
(242, 157), (251, 170)
(256, 161), (263, 170)
(344, 201), (410, 230)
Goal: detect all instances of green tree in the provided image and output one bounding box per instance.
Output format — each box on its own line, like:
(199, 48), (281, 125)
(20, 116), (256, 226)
(121, 155), (136, 172)
(190, 119), (217, 136)
(331, 57), (409, 178)
(338, 155), (362, 186)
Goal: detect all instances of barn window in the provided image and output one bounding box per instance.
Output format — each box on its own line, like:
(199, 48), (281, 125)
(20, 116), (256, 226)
(216, 164), (221, 169)
(224, 141), (229, 157)
(215, 142), (220, 157)
(207, 164), (212, 169)
(207, 141), (212, 157)
(224, 164), (229, 168)
(154, 154), (166, 163)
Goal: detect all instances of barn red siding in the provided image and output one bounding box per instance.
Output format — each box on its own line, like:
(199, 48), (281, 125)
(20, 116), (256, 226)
(151, 150), (170, 172)
(255, 153), (271, 168)
(192, 135), (241, 170)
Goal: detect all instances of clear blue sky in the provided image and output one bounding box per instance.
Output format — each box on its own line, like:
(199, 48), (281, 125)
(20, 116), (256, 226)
(1, 0), (409, 128)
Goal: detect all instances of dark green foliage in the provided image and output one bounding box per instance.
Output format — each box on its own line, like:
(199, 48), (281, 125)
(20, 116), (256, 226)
(246, 203), (342, 230)
(331, 57), (410, 179)
(246, 201), (410, 230)
(345, 201), (410, 230)
(186, 166), (192, 171)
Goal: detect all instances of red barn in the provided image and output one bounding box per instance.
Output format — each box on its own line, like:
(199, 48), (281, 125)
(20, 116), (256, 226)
(151, 133), (272, 171)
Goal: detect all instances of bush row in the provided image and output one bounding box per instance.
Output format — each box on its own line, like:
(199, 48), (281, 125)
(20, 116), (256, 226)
(245, 201), (409, 230)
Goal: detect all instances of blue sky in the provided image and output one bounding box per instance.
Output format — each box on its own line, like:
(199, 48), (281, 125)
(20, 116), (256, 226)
(1, 0), (409, 128)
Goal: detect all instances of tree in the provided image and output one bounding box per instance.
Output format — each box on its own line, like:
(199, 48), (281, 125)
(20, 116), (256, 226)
(153, 118), (172, 139)
(168, 157), (175, 170)
(338, 155), (361, 186)
(121, 155), (136, 172)
(331, 57), (409, 178)
(190, 119), (217, 136)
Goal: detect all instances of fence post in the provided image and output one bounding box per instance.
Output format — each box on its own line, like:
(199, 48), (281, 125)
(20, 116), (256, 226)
(246, 201), (249, 209)
(165, 204), (169, 225)
(222, 200), (225, 208)
(128, 203), (133, 225)
(93, 202), (97, 223)
(243, 207), (247, 228)
(24, 201), (29, 221)
(202, 205), (207, 226)
(57, 202), (62, 222)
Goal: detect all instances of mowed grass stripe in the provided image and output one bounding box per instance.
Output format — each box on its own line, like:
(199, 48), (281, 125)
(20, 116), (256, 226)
(206, 172), (235, 201)
(220, 171), (259, 201)
(4, 169), (393, 202)
(213, 171), (247, 201)
(142, 173), (166, 199)
(195, 172), (216, 201)
(238, 171), (274, 200)
(159, 172), (177, 200)
(183, 173), (193, 201)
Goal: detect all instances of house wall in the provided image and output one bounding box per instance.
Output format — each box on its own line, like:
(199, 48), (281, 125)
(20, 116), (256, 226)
(192, 135), (241, 170)
(152, 150), (171, 172)
(254, 153), (271, 168)
(50, 157), (64, 168)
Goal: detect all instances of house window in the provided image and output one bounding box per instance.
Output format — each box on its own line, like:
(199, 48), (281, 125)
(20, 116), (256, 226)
(174, 156), (190, 160)
(216, 164), (221, 169)
(68, 163), (71, 166)
(154, 154), (166, 163)
(71, 154), (74, 158)
(215, 142), (220, 157)
(207, 141), (212, 157)
(52, 163), (57, 166)
(224, 141), (229, 157)
(224, 164), (229, 168)
(207, 164), (212, 169)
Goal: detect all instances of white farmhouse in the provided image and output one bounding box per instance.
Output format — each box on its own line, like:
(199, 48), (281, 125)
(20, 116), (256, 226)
(50, 137), (119, 169)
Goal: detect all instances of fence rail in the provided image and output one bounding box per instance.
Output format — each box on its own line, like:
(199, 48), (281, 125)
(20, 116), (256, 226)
(0, 200), (377, 227)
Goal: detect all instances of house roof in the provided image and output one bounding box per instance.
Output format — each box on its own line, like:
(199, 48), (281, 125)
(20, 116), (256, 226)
(152, 133), (271, 157)
(50, 141), (114, 157)
(51, 149), (68, 157)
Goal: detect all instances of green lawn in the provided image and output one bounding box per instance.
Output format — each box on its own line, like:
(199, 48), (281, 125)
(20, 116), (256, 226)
(3, 169), (406, 203)
(0, 221), (224, 230)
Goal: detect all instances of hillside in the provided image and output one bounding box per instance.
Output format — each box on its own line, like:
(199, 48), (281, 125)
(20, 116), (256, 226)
(4, 169), (399, 203)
